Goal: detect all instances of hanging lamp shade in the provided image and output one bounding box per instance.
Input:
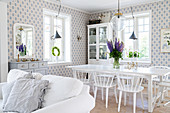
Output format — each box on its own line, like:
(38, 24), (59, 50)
(129, 31), (137, 40)
(51, 0), (62, 40)
(110, 15), (126, 31)
(110, 0), (126, 31)
(54, 30), (61, 39)
(129, 7), (137, 40)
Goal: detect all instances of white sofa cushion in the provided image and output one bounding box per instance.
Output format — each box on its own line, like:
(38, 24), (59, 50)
(7, 69), (32, 83)
(2, 81), (15, 108)
(41, 75), (83, 107)
(32, 73), (44, 80)
(3, 79), (49, 113)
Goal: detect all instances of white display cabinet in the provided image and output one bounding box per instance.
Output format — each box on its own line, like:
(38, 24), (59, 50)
(87, 23), (113, 64)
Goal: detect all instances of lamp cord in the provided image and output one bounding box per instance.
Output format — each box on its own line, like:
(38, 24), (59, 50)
(51, 0), (62, 39)
(131, 7), (135, 31)
(131, 7), (134, 19)
(118, 0), (120, 13)
(56, 0), (61, 19)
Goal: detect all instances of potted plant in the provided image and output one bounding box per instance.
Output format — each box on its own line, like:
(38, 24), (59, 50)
(107, 38), (124, 69)
(134, 51), (139, 58)
(128, 51), (133, 58)
(127, 51), (139, 58)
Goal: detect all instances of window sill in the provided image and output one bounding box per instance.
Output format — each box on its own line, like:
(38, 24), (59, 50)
(48, 61), (72, 66)
(120, 60), (151, 65)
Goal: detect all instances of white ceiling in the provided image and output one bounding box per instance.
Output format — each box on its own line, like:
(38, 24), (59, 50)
(49, 0), (163, 13)
(0, 0), (14, 2)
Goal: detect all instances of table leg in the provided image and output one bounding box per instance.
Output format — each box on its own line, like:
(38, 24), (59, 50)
(160, 76), (164, 101)
(148, 76), (153, 112)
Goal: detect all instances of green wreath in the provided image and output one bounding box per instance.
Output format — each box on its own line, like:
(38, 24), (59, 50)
(52, 46), (60, 56)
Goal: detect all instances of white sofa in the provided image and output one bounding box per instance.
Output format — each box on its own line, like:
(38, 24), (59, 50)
(0, 69), (95, 113)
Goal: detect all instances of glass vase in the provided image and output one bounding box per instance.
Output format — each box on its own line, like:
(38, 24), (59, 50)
(113, 58), (120, 69)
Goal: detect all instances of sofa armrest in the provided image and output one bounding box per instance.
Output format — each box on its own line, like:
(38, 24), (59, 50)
(80, 85), (90, 94)
(33, 85), (95, 113)
(0, 82), (7, 99)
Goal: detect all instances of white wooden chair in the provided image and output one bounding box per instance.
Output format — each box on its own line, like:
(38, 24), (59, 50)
(93, 74), (118, 108)
(74, 71), (94, 92)
(117, 73), (144, 113)
(149, 66), (170, 97)
(157, 72), (170, 107)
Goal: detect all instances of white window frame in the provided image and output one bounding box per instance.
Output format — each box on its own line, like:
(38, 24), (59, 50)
(43, 8), (72, 65)
(119, 10), (152, 64)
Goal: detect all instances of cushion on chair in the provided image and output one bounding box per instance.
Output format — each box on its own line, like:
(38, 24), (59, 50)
(41, 75), (83, 107)
(7, 69), (33, 83)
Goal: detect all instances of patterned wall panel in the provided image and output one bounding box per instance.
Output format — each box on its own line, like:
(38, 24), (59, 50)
(7, 0), (89, 76)
(7, 0), (169, 77)
(90, 0), (170, 67)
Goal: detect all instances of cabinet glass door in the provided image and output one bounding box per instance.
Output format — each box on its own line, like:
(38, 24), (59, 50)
(99, 27), (107, 59)
(99, 45), (107, 59)
(89, 46), (96, 59)
(89, 28), (96, 44)
(99, 27), (107, 44)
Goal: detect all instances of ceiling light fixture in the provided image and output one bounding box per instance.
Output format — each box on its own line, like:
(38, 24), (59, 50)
(51, 0), (62, 40)
(110, 0), (126, 31)
(129, 7), (137, 40)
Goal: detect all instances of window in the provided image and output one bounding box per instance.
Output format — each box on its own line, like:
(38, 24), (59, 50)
(119, 12), (151, 62)
(43, 9), (71, 63)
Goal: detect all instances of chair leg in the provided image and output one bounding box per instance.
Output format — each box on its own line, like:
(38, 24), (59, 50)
(161, 87), (165, 103)
(157, 86), (162, 107)
(101, 87), (104, 100)
(124, 92), (126, 106)
(106, 88), (109, 108)
(92, 84), (95, 95)
(164, 101), (170, 106)
(114, 87), (118, 103)
(133, 93), (136, 113)
(118, 91), (122, 112)
(154, 82), (157, 97)
(141, 92), (144, 109)
(94, 87), (98, 100)
(165, 87), (168, 97)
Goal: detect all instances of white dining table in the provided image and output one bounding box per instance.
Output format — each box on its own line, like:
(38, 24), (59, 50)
(67, 64), (170, 112)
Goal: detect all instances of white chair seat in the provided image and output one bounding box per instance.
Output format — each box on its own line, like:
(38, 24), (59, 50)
(94, 83), (117, 88)
(79, 78), (90, 84)
(118, 85), (144, 93)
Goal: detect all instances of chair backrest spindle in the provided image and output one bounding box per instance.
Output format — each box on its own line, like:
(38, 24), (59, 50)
(94, 73), (116, 88)
(117, 73), (144, 92)
(75, 71), (92, 84)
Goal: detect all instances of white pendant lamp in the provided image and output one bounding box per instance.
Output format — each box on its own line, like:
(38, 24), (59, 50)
(110, 0), (126, 31)
(129, 7), (137, 40)
(51, 0), (62, 40)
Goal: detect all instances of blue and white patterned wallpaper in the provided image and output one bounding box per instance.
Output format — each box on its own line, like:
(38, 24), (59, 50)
(7, 0), (89, 76)
(90, 0), (170, 67)
(7, 0), (170, 77)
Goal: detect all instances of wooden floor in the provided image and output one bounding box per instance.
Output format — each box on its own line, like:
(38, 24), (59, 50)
(90, 89), (170, 113)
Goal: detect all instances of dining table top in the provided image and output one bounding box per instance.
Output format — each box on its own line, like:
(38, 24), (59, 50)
(67, 64), (170, 76)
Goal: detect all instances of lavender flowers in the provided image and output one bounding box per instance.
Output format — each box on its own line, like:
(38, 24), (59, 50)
(107, 38), (124, 59)
(16, 44), (27, 56)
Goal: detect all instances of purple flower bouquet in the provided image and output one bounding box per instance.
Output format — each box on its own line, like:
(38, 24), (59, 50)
(107, 38), (124, 68)
(16, 44), (27, 56)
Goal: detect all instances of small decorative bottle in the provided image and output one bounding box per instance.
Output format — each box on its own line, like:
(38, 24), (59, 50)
(17, 54), (20, 62)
